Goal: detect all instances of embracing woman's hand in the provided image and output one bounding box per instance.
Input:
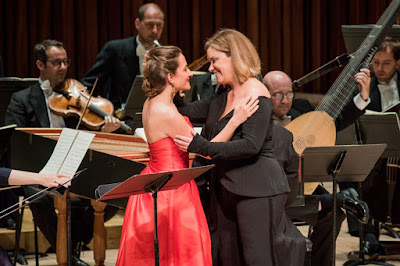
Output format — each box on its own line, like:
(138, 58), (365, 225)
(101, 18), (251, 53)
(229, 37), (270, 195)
(174, 129), (196, 152)
(231, 96), (259, 127)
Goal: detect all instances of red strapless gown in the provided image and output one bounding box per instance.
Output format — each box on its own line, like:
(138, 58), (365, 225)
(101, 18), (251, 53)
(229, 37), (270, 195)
(116, 118), (212, 266)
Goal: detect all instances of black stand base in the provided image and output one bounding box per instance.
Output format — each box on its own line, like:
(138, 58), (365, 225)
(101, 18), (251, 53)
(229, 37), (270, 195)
(344, 258), (393, 266)
(381, 223), (400, 239)
(8, 250), (47, 265)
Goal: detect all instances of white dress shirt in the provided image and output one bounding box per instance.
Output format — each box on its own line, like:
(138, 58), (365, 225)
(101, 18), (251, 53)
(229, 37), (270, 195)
(38, 78), (66, 128)
(354, 73), (399, 111)
(136, 36), (161, 74)
(377, 73), (399, 111)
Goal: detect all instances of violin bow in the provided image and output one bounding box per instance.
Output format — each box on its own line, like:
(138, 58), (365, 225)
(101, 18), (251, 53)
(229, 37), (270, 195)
(76, 77), (99, 130)
(0, 168), (86, 220)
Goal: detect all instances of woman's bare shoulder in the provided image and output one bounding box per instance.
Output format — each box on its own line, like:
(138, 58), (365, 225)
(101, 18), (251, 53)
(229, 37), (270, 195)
(244, 78), (270, 98)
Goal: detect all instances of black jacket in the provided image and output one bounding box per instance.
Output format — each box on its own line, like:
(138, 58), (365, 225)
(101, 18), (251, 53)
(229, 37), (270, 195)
(81, 36), (140, 109)
(5, 83), (77, 128)
(181, 89), (289, 197)
(366, 73), (400, 112)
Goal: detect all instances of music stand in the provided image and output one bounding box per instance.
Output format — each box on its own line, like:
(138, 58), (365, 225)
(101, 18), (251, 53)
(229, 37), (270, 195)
(302, 144), (386, 266)
(96, 165), (214, 266)
(122, 75), (145, 119)
(356, 114), (400, 261)
(341, 25), (400, 54)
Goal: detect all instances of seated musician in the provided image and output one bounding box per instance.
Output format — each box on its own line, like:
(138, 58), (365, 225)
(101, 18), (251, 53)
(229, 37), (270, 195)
(340, 36), (400, 258)
(263, 70), (371, 266)
(4, 39), (121, 266)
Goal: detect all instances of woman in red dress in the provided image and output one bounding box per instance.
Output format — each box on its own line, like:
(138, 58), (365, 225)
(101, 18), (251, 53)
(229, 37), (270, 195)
(116, 46), (258, 266)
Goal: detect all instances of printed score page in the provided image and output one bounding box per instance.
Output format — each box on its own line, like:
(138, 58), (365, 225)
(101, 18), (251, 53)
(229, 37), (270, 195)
(40, 128), (95, 183)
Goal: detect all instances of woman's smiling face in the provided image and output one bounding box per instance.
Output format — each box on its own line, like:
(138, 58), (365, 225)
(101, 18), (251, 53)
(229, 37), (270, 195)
(207, 47), (234, 86)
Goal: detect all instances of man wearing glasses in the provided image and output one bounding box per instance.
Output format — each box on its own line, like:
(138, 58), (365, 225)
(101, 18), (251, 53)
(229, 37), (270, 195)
(263, 70), (371, 266)
(81, 3), (165, 110)
(4, 39), (119, 266)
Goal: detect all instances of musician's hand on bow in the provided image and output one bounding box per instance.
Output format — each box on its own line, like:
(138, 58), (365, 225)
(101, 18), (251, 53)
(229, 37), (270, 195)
(101, 116), (122, 133)
(174, 129), (196, 152)
(231, 96), (259, 127)
(39, 173), (71, 188)
(355, 68), (371, 101)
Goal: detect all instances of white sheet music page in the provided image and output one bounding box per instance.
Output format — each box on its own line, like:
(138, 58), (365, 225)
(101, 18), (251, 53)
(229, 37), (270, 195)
(40, 128), (95, 183)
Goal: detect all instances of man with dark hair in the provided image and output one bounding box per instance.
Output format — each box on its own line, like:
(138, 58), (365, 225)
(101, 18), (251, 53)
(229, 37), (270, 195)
(82, 3), (165, 109)
(366, 36), (400, 111)
(5, 39), (120, 266)
(340, 36), (400, 258)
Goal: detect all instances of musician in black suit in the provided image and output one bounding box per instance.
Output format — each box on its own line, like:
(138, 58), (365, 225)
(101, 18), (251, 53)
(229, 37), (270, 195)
(4, 39), (120, 266)
(340, 36), (400, 257)
(365, 36), (400, 112)
(81, 3), (164, 109)
(264, 70), (371, 266)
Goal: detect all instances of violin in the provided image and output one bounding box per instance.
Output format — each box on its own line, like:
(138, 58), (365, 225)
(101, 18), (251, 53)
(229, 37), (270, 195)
(48, 79), (132, 133)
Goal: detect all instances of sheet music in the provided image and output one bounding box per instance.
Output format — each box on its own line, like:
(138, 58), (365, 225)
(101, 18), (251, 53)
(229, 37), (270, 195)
(40, 128), (95, 180)
(364, 111), (400, 129)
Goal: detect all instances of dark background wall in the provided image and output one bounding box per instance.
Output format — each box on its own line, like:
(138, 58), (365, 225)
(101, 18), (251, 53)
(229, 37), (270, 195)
(0, 0), (397, 94)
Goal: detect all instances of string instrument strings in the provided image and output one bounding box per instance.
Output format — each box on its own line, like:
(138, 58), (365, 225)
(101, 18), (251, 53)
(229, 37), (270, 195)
(292, 0), (400, 152)
(285, 0), (400, 194)
(76, 77), (98, 130)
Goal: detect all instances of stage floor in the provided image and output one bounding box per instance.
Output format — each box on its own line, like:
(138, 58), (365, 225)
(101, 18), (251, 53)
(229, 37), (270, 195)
(14, 216), (400, 266)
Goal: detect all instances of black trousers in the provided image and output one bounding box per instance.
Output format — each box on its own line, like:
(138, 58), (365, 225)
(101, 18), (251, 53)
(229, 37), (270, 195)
(310, 209), (345, 266)
(211, 182), (305, 266)
(286, 185), (346, 266)
(339, 182), (377, 236)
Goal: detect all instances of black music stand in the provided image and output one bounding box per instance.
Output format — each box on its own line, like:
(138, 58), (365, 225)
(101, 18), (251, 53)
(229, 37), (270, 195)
(356, 114), (400, 262)
(302, 144), (386, 266)
(96, 165), (214, 266)
(122, 75), (145, 119)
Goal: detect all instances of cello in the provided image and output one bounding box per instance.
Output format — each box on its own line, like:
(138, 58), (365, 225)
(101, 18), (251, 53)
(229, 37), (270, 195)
(285, 0), (400, 194)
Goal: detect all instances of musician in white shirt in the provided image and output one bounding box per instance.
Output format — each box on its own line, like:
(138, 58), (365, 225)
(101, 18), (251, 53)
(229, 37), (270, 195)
(341, 36), (400, 258)
(365, 36), (400, 112)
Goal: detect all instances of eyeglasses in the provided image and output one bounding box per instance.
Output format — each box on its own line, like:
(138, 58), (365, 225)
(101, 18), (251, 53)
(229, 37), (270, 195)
(272, 92), (294, 100)
(47, 58), (71, 67)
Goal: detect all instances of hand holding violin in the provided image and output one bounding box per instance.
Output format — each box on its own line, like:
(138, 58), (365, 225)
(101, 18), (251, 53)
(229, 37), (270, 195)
(101, 116), (124, 133)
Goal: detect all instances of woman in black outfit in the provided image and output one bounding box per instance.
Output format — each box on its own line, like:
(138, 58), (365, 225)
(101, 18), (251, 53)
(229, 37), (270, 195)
(175, 29), (305, 265)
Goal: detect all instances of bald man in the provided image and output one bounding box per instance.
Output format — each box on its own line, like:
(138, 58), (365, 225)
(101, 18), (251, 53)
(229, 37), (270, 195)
(263, 70), (371, 130)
